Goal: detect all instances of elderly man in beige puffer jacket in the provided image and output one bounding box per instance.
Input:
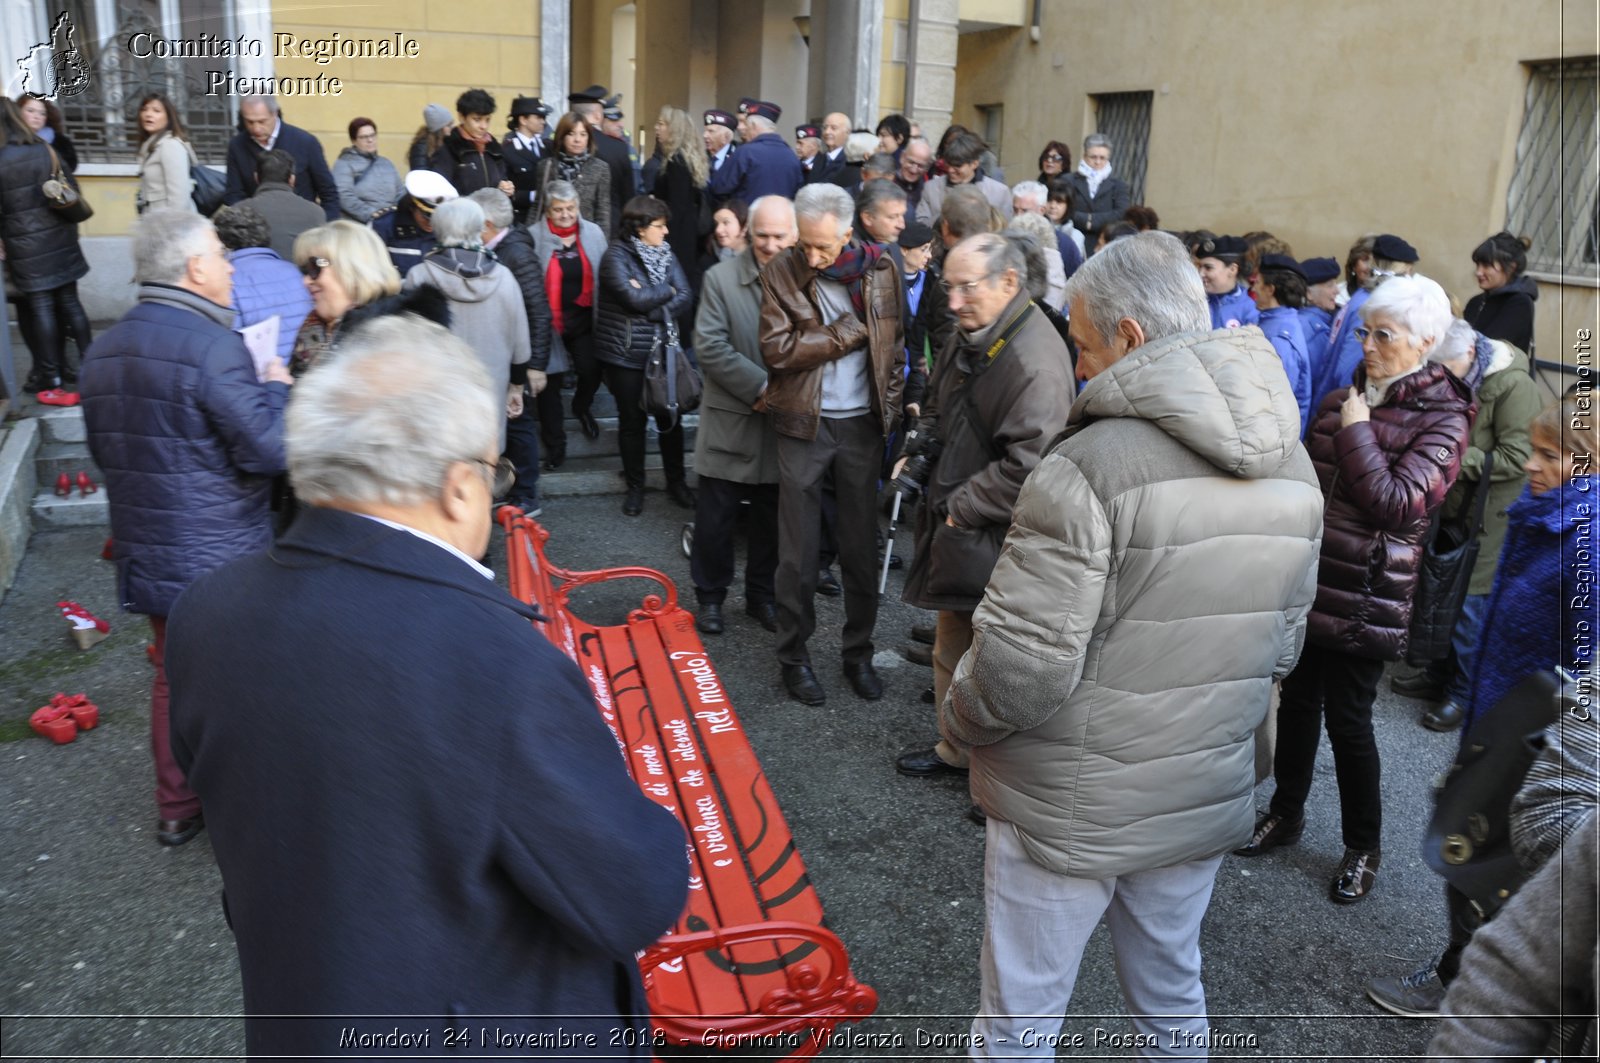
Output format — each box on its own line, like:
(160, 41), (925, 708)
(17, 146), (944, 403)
(942, 231), (1324, 1059)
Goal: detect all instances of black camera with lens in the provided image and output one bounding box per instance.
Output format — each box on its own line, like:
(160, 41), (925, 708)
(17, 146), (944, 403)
(890, 423), (943, 502)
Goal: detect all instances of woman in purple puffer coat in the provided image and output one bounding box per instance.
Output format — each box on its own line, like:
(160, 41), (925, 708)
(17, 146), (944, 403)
(1236, 275), (1476, 906)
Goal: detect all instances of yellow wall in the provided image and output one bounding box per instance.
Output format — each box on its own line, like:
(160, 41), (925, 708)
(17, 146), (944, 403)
(953, 0), (1598, 368)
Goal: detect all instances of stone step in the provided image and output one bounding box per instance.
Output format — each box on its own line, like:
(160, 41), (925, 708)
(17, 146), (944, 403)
(32, 487), (109, 529)
(33, 405), (87, 444)
(34, 441), (103, 485)
(553, 415), (699, 460)
(0, 419), (42, 598)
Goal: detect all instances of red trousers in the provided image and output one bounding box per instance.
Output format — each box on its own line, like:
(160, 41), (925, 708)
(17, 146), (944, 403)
(149, 617), (201, 821)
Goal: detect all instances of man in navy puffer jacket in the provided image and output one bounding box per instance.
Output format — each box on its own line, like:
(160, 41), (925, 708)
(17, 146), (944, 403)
(80, 209), (291, 849)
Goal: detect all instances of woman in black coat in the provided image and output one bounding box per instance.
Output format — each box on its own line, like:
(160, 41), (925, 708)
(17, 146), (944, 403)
(0, 98), (90, 394)
(650, 106), (710, 310)
(1465, 231), (1537, 355)
(594, 195), (693, 517)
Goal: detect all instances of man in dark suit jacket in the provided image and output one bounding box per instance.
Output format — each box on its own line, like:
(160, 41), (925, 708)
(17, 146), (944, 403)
(805, 112), (852, 186)
(502, 95), (552, 224)
(222, 96), (339, 220)
(569, 85), (635, 236)
(168, 316), (688, 1060)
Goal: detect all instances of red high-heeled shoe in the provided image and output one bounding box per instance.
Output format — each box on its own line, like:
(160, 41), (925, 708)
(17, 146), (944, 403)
(36, 389), (80, 407)
(76, 472), (97, 496)
(29, 703), (77, 744)
(50, 692), (99, 730)
(54, 472), (71, 497)
(57, 601), (111, 650)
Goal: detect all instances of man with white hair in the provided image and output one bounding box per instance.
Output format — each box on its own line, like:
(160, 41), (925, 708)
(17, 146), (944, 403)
(759, 183), (906, 706)
(942, 230), (1323, 1055)
(807, 111), (852, 186)
(165, 316), (689, 1059)
(708, 99), (803, 204)
(221, 95), (338, 219)
(80, 209), (293, 848)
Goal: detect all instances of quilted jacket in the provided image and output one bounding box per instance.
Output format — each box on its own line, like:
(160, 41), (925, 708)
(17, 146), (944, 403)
(0, 141), (89, 293)
(1302, 361), (1476, 660)
(593, 240), (691, 371)
(81, 284), (288, 617)
(942, 325), (1324, 879)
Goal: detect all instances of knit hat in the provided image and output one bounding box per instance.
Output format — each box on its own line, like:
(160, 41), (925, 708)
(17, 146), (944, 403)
(423, 104), (452, 133)
(1372, 233), (1419, 263)
(1300, 256), (1340, 284)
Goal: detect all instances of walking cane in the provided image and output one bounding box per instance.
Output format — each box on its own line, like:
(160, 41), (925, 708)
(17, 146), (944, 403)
(878, 489), (904, 596)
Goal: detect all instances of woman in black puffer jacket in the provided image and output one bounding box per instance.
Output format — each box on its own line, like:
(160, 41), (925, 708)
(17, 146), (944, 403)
(0, 97), (90, 394)
(595, 195), (693, 517)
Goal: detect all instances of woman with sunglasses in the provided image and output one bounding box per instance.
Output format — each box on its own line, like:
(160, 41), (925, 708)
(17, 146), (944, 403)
(1238, 275), (1475, 907)
(1035, 140), (1071, 185)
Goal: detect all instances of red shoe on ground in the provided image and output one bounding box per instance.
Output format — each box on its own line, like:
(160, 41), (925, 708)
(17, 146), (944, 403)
(54, 473), (71, 497)
(29, 703), (77, 744)
(50, 692), (99, 730)
(57, 600), (111, 650)
(36, 389), (80, 407)
(76, 472), (97, 496)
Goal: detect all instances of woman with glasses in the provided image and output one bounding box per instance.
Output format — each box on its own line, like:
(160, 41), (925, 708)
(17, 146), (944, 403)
(1035, 140), (1071, 185)
(0, 97), (90, 397)
(533, 112), (612, 235)
(1065, 133), (1131, 247)
(333, 117), (402, 222)
(1238, 275), (1474, 907)
(594, 195), (694, 516)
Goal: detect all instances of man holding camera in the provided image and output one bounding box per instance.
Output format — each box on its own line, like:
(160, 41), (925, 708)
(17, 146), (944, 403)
(894, 233), (1076, 779)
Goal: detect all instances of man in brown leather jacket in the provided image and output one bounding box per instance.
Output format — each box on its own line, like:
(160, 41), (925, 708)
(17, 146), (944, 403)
(759, 183), (906, 705)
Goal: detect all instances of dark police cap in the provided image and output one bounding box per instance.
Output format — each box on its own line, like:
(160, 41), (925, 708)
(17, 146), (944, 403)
(1372, 233), (1419, 263)
(704, 109), (737, 131)
(746, 100), (781, 122)
(795, 123), (821, 140)
(602, 94), (624, 121)
(899, 221), (936, 250)
(1197, 234), (1247, 259)
(510, 96), (551, 119)
(1258, 253), (1306, 279)
(1300, 256), (1340, 284)
(567, 84), (609, 105)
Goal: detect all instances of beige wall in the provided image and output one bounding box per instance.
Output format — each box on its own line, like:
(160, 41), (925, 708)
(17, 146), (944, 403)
(953, 0), (1598, 369)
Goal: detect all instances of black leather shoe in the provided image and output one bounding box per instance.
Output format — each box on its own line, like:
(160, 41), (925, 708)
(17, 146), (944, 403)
(967, 805), (987, 825)
(22, 371), (60, 394)
(815, 569), (841, 596)
(666, 480), (697, 509)
(1422, 700), (1465, 732)
(910, 623), (936, 645)
(1330, 848), (1381, 904)
(541, 451), (566, 471)
(1390, 670), (1445, 701)
(895, 746), (967, 777)
(1232, 812), (1304, 856)
(697, 602), (724, 635)
(576, 408), (600, 439)
(745, 601), (779, 632)
(905, 643), (933, 667)
(622, 485), (644, 516)
(782, 663), (826, 705)
(843, 660), (883, 700)
(921, 686), (935, 704)
(157, 814), (205, 847)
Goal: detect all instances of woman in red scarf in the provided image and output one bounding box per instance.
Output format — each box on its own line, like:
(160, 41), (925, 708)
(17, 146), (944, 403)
(531, 180), (609, 468)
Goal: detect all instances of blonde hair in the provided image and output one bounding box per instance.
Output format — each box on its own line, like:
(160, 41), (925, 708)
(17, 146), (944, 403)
(658, 106), (709, 189)
(1532, 392), (1600, 468)
(292, 221), (402, 307)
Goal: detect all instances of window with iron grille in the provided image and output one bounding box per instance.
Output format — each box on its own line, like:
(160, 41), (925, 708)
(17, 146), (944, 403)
(977, 103), (1003, 163)
(1090, 90), (1152, 206)
(31, 0), (243, 166)
(1507, 57), (1599, 277)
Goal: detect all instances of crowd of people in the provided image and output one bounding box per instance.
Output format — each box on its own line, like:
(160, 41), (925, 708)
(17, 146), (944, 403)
(1, 79), (1593, 1060)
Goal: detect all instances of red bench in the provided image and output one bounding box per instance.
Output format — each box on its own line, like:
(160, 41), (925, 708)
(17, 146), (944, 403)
(497, 508), (878, 1058)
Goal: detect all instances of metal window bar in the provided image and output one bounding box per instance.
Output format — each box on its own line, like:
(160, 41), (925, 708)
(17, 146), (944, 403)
(1092, 91), (1152, 206)
(52, 1), (238, 166)
(1506, 58), (1599, 276)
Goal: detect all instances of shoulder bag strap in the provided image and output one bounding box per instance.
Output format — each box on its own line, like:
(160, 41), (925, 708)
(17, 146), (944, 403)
(1466, 451), (1496, 536)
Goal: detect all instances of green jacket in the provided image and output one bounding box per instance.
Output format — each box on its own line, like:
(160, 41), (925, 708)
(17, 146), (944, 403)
(691, 248), (779, 484)
(1442, 341), (1540, 595)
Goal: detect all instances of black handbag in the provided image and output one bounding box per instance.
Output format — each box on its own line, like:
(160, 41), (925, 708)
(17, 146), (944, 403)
(1422, 667), (1564, 920)
(641, 324), (702, 431)
(1405, 453), (1495, 665)
(191, 163), (226, 216)
(42, 145), (92, 224)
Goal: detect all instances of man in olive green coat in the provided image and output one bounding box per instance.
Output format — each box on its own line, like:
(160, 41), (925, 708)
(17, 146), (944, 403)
(689, 196), (797, 636)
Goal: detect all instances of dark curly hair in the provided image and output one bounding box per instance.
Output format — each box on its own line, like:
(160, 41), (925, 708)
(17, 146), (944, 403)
(620, 194), (670, 238)
(211, 203), (272, 251)
(455, 88), (496, 117)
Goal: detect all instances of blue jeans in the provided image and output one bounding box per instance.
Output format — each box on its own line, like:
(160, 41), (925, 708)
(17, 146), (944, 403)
(1444, 593), (1490, 703)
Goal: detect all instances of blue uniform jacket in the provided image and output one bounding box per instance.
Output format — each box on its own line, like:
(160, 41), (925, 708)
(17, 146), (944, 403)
(707, 132), (803, 204)
(1311, 287), (1371, 421)
(1258, 306), (1312, 430)
(1298, 304), (1333, 383)
(1208, 284), (1259, 330)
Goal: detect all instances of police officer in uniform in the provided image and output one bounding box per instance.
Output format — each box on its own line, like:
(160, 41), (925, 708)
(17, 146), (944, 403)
(502, 96), (551, 224)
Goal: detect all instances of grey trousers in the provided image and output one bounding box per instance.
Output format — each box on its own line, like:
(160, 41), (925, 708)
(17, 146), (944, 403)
(971, 821), (1223, 1059)
(774, 414), (881, 667)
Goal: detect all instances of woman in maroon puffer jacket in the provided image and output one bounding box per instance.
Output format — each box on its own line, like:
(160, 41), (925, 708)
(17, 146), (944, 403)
(1236, 275), (1476, 905)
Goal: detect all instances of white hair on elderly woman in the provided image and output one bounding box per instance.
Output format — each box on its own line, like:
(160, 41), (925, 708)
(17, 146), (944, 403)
(845, 131), (878, 164)
(1426, 319), (1479, 368)
(287, 316), (499, 507)
(543, 179), (579, 204)
(431, 197), (486, 249)
(1360, 274), (1453, 353)
(133, 209), (217, 285)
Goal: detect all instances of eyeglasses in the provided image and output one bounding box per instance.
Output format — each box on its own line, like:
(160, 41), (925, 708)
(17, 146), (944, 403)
(1042, 153), (1064, 162)
(300, 256), (331, 280)
(1354, 326), (1402, 344)
(901, 157), (928, 171)
(472, 456), (516, 499)
(939, 278), (986, 297)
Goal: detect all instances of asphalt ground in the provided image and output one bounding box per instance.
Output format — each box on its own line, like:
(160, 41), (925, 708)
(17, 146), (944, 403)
(1, 488), (1456, 1062)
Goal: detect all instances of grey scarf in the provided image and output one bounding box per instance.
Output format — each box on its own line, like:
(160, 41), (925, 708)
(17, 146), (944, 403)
(631, 238), (678, 343)
(137, 283), (234, 329)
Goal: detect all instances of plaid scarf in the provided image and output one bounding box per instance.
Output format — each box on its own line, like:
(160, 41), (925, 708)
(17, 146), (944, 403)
(556, 151), (585, 183)
(631, 238), (680, 344)
(816, 240), (882, 316)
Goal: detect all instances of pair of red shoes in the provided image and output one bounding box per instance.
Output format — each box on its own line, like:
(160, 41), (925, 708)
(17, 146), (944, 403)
(36, 388), (80, 407)
(30, 693), (99, 744)
(54, 472), (97, 497)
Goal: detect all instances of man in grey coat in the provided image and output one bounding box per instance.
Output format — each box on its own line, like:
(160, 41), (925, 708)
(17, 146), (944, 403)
(689, 196), (796, 636)
(942, 231), (1324, 1056)
(248, 149), (326, 261)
